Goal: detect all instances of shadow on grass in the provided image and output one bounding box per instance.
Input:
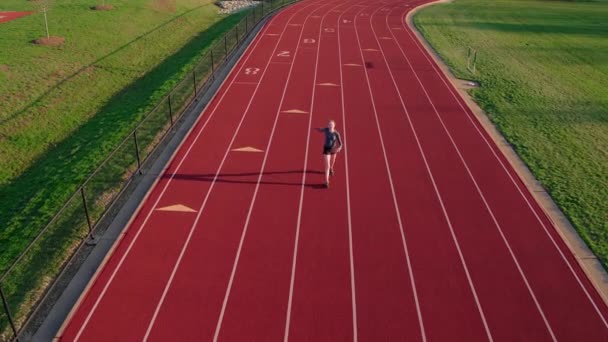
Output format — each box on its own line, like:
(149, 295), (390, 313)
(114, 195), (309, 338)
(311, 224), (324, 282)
(0, 11), (247, 273)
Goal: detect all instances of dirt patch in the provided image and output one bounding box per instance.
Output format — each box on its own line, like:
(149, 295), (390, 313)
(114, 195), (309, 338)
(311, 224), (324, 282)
(91, 5), (114, 11)
(151, 0), (177, 13)
(0, 65), (9, 72)
(32, 36), (65, 46)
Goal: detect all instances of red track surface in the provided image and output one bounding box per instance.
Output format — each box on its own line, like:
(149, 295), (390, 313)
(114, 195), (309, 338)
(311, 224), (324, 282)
(59, 0), (608, 340)
(0, 12), (32, 24)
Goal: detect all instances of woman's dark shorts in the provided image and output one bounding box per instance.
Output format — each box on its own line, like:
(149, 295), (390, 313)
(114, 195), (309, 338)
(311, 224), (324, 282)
(323, 146), (335, 155)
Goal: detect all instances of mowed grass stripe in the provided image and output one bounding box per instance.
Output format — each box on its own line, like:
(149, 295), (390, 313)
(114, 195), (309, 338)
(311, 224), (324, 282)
(414, 0), (608, 265)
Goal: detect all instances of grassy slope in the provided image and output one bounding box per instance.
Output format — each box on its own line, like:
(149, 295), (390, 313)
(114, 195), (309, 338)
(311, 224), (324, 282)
(0, 0), (246, 271)
(414, 0), (608, 264)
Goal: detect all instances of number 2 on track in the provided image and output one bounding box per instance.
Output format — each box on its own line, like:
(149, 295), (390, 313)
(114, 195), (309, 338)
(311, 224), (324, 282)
(277, 51), (291, 57)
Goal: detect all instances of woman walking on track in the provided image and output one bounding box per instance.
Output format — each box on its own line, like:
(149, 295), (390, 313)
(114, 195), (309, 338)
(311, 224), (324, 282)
(315, 120), (343, 188)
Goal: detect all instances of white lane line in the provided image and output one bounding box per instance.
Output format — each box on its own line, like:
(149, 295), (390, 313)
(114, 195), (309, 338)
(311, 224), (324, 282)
(336, 3), (396, 341)
(382, 6), (558, 340)
(351, 3), (428, 341)
(212, 1), (348, 341)
(71, 5), (287, 340)
(282, 1), (367, 340)
(234, 81), (260, 85)
(140, 2), (326, 340)
(400, 7), (608, 329)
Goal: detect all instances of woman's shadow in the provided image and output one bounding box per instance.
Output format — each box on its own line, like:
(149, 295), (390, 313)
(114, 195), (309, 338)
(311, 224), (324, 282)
(164, 169), (327, 189)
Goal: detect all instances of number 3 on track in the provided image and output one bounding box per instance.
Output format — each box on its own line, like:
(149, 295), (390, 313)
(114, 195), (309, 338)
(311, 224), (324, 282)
(277, 51), (291, 57)
(303, 38), (316, 44)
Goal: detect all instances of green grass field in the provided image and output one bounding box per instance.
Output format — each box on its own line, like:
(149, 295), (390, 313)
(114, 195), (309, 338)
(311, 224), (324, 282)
(414, 0), (608, 265)
(0, 0), (245, 269)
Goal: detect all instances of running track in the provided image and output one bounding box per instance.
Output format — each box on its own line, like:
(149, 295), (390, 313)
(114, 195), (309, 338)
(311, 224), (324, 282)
(58, 0), (608, 340)
(0, 11), (32, 24)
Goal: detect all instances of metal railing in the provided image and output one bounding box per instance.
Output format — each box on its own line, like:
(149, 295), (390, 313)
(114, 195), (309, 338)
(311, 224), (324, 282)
(0, 0), (296, 339)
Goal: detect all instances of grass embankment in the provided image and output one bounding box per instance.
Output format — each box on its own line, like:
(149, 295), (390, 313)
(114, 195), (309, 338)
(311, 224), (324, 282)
(0, 0), (245, 272)
(414, 0), (608, 264)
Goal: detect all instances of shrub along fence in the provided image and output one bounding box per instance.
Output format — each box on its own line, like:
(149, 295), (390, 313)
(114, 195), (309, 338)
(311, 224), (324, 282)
(0, 0), (298, 339)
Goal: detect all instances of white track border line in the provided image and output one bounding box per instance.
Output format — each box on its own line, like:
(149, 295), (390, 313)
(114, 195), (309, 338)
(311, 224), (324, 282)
(210, 0), (348, 340)
(282, 0), (365, 340)
(381, 4), (559, 339)
(71, 2), (313, 340)
(401, 6), (608, 328)
(356, 2), (494, 341)
(352, 3), (428, 341)
(141, 1), (330, 339)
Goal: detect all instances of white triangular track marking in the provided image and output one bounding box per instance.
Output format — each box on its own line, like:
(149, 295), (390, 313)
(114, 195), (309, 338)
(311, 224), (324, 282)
(232, 146), (264, 152)
(157, 204), (196, 213)
(282, 109), (308, 114)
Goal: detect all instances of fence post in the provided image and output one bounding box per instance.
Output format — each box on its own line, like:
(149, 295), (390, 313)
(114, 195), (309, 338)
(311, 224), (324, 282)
(192, 71), (197, 98)
(168, 96), (173, 125)
(245, 13), (248, 32)
(0, 284), (19, 342)
(472, 50), (477, 73)
(235, 24), (239, 44)
(80, 187), (95, 244)
(210, 50), (215, 76)
(224, 35), (228, 60)
(133, 131), (142, 175)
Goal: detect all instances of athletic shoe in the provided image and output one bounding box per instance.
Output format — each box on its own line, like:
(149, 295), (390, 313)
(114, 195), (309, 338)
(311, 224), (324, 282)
(330, 168), (334, 176)
(324, 181), (329, 189)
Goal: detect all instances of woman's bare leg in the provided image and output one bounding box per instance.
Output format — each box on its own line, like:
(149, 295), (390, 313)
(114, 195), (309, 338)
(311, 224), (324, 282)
(324, 154), (331, 185)
(330, 154), (337, 173)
